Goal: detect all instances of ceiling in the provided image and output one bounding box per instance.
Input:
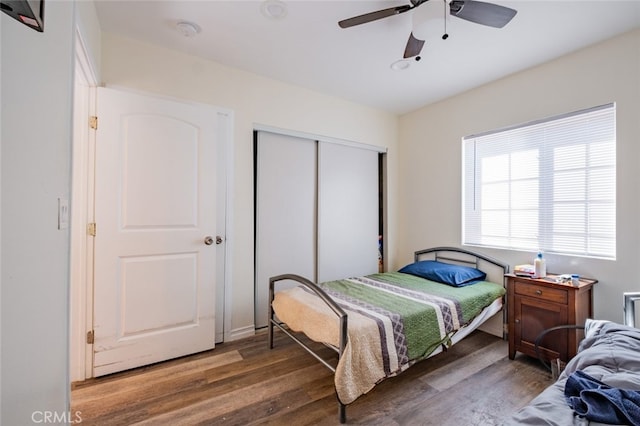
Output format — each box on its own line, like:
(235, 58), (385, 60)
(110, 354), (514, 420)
(95, 0), (640, 115)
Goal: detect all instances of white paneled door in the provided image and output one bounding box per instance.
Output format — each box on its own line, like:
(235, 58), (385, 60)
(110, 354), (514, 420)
(92, 87), (225, 376)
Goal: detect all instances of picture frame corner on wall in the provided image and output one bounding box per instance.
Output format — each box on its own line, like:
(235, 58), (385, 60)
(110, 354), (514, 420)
(0, 0), (45, 32)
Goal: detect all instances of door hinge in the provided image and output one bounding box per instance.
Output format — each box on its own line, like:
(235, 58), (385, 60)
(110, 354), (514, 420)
(87, 222), (96, 236)
(89, 116), (98, 130)
(86, 330), (94, 344)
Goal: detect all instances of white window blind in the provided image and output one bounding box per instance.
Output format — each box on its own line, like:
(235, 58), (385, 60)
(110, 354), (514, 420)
(462, 103), (616, 259)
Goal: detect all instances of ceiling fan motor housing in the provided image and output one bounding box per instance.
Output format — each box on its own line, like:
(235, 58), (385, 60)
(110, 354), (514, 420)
(339, 0), (517, 59)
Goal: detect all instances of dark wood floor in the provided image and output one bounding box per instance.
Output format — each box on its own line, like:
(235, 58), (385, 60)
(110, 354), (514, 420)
(71, 329), (552, 426)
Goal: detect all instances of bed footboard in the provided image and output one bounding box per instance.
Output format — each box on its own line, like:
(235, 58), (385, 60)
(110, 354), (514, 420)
(268, 273), (349, 422)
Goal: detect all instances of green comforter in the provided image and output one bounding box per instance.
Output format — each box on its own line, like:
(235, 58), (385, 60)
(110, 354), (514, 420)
(318, 272), (506, 368)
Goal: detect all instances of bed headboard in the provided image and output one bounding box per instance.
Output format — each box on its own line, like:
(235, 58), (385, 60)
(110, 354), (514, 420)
(413, 246), (509, 287)
(413, 247), (509, 338)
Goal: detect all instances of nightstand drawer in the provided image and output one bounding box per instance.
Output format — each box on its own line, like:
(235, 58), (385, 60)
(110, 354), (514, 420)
(514, 281), (568, 304)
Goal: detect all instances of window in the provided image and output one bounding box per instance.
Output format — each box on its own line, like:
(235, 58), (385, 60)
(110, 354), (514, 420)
(462, 103), (616, 259)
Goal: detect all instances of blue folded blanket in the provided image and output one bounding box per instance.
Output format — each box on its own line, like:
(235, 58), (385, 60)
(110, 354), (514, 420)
(565, 370), (640, 426)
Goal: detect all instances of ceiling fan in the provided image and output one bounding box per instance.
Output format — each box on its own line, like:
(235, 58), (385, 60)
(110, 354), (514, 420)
(338, 0), (517, 59)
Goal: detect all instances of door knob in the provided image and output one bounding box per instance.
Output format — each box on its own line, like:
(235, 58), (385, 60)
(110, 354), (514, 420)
(215, 236), (223, 245)
(204, 236), (214, 245)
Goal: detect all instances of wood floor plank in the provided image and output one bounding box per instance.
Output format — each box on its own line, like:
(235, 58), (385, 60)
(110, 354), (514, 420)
(72, 351), (243, 405)
(71, 330), (552, 425)
(418, 339), (507, 390)
(130, 364), (331, 425)
(392, 356), (551, 425)
(250, 394), (339, 426)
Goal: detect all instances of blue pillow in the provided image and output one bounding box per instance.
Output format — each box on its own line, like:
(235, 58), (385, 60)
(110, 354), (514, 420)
(398, 260), (487, 287)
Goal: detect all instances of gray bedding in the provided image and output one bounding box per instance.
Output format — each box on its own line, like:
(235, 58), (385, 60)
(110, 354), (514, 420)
(511, 320), (640, 426)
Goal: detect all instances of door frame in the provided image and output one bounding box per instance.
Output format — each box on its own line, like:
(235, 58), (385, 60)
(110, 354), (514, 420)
(69, 28), (98, 383)
(70, 32), (234, 382)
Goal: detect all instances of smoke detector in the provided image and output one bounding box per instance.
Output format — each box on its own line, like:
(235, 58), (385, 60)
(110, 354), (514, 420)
(175, 21), (201, 38)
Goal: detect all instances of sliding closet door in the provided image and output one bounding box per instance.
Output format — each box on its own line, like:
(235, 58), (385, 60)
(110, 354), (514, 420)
(318, 142), (379, 282)
(255, 132), (317, 328)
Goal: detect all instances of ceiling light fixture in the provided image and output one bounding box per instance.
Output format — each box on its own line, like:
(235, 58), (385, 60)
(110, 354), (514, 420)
(261, 0), (288, 20)
(390, 59), (411, 71)
(175, 21), (201, 38)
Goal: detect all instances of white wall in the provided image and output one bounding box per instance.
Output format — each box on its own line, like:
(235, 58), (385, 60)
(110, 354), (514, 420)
(75, 0), (102, 80)
(1, 1), (75, 424)
(398, 29), (640, 323)
(100, 33), (399, 339)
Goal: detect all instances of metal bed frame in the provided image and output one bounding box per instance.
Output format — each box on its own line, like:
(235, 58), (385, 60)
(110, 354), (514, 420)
(624, 292), (640, 328)
(267, 246), (509, 423)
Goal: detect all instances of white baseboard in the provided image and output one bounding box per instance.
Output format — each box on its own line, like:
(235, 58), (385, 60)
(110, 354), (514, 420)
(226, 325), (255, 342)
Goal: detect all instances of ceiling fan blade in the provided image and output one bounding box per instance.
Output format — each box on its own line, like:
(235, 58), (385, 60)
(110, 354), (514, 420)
(404, 32), (425, 58)
(338, 5), (412, 28)
(449, 0), (517, 28)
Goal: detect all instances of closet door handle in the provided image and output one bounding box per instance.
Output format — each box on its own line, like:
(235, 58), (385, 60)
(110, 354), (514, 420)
(204, 236), (214, 245)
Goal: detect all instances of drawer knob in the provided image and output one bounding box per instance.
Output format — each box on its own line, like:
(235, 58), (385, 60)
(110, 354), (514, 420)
(535, 290), (542, 295)
(515, 319), (520, 323)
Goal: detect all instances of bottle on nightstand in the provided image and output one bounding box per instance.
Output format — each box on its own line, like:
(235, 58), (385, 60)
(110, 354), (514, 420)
(533, 251), (546, 278)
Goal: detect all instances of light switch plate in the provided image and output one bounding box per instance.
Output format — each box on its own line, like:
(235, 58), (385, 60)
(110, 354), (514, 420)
(58, 197), (69, 230)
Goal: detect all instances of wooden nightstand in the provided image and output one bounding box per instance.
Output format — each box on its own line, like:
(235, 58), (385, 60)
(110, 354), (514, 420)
(506, 273), (597, 363)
